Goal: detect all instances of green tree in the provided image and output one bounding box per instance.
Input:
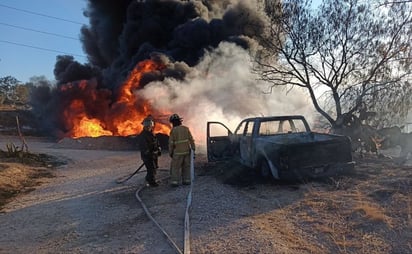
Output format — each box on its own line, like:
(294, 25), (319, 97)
(256, 0), (412, 131)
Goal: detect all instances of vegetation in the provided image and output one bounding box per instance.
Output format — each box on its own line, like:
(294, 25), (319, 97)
(256, 0), (412, 130)
(0, 75), (52, 109)
(0, 76), (30, 108)
(0, 142), (65, 210)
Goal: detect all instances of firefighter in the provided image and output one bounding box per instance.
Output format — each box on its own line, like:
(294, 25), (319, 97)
(168, 113), (195, 187)
(139, 116), (161, 187)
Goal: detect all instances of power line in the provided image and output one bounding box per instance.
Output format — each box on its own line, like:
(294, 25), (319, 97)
(0, 3), (86, 25)
(0, 22), (79, 41)
(0, 40), (87, 58)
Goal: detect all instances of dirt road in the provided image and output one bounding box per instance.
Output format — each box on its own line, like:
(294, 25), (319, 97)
(0, 136), (176, 253)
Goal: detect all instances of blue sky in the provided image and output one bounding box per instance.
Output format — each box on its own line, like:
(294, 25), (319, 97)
(0, 0), (88, 83)
(0, 0), (322, 84)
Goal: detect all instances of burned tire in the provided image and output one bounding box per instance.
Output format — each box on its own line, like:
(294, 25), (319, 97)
(260, 160), (272, 178)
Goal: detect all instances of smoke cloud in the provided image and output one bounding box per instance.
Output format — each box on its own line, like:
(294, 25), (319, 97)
(30, 0), (314, 148)
(77, 0), (266, 89)
(140, 42), (315, 147)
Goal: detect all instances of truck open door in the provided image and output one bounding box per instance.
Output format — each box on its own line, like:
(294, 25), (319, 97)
(207, 121), (235, 162)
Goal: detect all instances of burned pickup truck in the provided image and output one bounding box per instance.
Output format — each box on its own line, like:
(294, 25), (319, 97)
(207, 115), (354, 180)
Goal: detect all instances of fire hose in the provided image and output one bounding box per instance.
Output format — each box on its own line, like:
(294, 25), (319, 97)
(184, 149), (195, 254)
(115, 162), (145, 184)
(135, 149), (195, 254)
(116, 163), (170, 184)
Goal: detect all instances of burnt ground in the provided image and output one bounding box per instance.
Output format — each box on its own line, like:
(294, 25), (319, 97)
(199, 155), (412, 253)
(0, 107), (411, 253)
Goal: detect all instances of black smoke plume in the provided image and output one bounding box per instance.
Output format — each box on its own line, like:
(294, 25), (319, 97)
(79, 0), (265, 88)
(30, 0), (273, 138)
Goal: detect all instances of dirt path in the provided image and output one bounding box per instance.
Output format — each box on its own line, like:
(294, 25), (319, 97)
(0, 136), (184, 253)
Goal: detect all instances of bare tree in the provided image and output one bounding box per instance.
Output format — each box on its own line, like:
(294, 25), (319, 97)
(255, 0), (412, 131)
(381, 1), (412, 4)
(0, 76), (22, 106)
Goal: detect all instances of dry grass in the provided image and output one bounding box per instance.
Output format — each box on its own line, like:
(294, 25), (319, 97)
(273, 165), (410, 254)
(0, 162), (54, 209)
(352, 199), (392, 226)
(289, 198), (391, 253)
(252, 210), (325, 253)
(0, 146), (65, 210)
(200, 153), (411, 253)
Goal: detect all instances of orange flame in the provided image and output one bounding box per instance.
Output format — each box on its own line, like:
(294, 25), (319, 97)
(61, 59), (171, 138)
(73, 117), (113, 137)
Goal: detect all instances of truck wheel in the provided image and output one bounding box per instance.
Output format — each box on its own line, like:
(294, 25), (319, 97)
(260, 160), (272, 178)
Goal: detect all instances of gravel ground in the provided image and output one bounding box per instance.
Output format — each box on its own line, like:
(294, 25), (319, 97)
(0, 136), (175, 253)
(0, 136), (313, 254)
(0, 135), (411, 254)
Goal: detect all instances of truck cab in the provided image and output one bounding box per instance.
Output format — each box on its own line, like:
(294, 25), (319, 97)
(207, 115), (354, 180)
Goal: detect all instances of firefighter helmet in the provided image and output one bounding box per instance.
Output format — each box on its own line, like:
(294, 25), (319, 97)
(142, 117), (154, 128)
(169, 113), (182, 122)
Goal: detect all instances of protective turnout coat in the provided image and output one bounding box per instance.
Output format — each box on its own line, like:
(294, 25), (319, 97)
(168, 125), (195, 156)
(139, 129), (160, 185)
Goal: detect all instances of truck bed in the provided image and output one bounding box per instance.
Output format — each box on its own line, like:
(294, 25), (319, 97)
(258, 132), (343, 144)
(259, 132), (353, 179)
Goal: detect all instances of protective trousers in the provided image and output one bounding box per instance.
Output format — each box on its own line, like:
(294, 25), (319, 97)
(170, 154), (191, 185)
(143, 155), (157, 184)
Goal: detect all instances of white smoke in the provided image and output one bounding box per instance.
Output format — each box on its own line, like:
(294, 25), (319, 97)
(141, 42), (315, 151)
